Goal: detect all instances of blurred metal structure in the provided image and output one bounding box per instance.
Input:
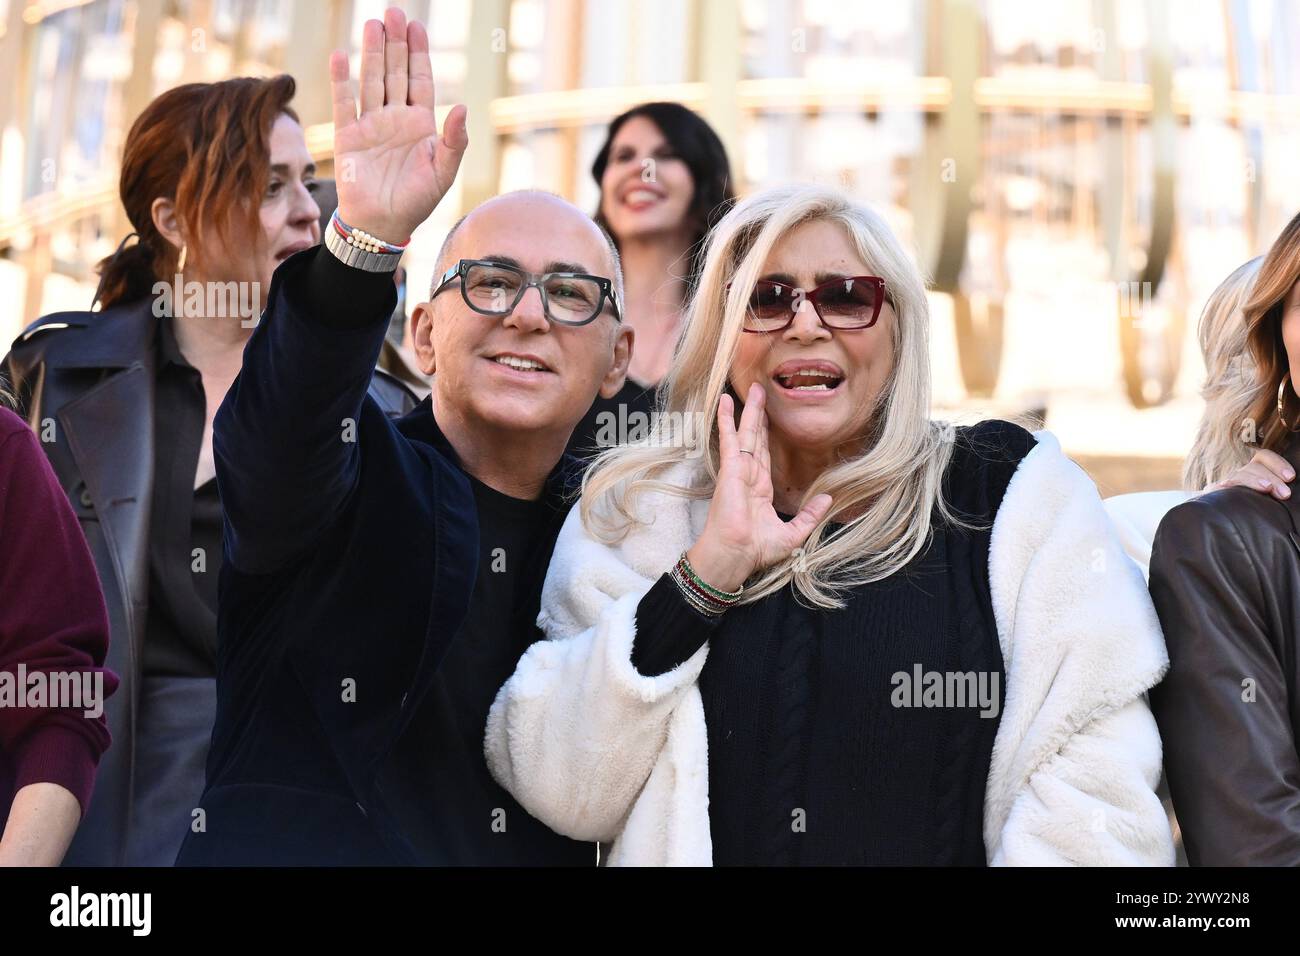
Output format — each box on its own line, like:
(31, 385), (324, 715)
(2, 0), (1299, 422)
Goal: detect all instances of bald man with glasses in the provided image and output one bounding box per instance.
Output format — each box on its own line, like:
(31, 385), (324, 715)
(177, 7), (632, 865)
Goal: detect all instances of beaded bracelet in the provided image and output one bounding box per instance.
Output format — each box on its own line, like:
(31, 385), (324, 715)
(670, 552), (744, 617)
(330, 209), (410, 255)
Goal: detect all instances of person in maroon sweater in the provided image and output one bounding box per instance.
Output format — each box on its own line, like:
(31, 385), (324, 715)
(0, 402), (117, 865)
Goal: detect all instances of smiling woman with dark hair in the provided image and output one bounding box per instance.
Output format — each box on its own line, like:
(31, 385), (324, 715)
(568, 102), (735, 459)
(591, 102), (735, 296)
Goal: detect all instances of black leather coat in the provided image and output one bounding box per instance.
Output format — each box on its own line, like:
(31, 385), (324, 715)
(1148, 438), (1300, 866)
(1, 297), (416, 865)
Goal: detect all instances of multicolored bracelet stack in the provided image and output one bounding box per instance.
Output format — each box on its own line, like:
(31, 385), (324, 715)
(323, 209), (410, 272)
(329, 209), (410, 255)
(670, 551), (744, 617)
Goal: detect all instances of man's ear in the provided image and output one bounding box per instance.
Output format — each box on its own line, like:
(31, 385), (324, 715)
(411, 301), (437, 376)
(150, 197), (183, 254)
(599, 324), (634, 399)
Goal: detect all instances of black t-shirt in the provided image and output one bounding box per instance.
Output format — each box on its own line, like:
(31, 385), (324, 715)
(377, 471), (597, 865)
(565, 378), (656, 461)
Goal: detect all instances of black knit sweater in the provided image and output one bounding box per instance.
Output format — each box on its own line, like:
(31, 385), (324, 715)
(631, 420), (1037, 865)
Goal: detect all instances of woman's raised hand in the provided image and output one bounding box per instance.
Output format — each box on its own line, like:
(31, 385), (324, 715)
(686, 384), (833, 594)
(329, 7), (467, 244)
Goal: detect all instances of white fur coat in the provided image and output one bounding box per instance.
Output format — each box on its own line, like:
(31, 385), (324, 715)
(485, 431), (1175, 866)
(1103, 490), (1193, 582)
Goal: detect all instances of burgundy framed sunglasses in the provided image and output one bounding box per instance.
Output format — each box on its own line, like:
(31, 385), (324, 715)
(728, 275), (889, 333)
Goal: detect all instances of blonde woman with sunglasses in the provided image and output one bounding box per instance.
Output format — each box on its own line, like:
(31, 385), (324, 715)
(486, 183), (1174, 866)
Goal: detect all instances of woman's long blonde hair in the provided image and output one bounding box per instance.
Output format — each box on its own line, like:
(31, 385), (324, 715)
(579, 183), (961, 609)
(1182, 256), (1263, 490)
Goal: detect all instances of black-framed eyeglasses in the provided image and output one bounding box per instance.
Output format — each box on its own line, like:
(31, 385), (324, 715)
(727, 275), (889, 333)
(432, 259), (622, 327)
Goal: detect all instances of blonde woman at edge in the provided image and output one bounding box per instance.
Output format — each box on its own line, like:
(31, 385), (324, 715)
(485, 183), (1175, 866)
(1104, 257), (1295, 580)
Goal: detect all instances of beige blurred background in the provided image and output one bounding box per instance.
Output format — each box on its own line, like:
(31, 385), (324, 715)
(2, 0), (1298, 494)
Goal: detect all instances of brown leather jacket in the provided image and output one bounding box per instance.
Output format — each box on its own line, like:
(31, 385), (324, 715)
(2, 297), (417, 865)
(1148, 437), (1300, 866)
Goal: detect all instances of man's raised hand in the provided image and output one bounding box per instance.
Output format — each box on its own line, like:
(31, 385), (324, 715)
(329, 7), (467, 244)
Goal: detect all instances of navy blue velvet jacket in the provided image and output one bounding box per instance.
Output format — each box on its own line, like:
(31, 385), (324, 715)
(176, 249), (481, 865)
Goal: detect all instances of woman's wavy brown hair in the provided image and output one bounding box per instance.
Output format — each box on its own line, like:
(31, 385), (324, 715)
(94, 75), (299, 310)
(1244, 211), (1300, 453)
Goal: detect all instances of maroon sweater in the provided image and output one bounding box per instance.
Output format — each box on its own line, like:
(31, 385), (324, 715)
(0, 405), (117, 828)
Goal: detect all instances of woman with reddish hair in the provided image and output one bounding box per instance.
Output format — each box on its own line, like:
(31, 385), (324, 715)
(1149, 210), (1300, 865)
(2, 75), (414, 865)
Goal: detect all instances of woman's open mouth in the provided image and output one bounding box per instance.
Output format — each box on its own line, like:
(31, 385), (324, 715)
(772, 360), (846, 393)
(774, 369), (844, 391)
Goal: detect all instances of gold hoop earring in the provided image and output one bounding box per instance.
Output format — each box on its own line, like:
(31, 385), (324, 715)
(177, 244), (187, 272)
(1277, 372), (1300, 432)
